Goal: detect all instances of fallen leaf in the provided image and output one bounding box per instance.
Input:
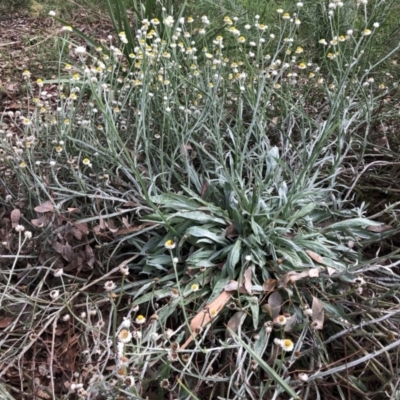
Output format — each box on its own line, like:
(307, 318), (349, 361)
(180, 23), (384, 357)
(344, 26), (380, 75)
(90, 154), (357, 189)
(181, 291), (231, 349)
(284, 314), (297, 332)
(85, 245), (95, 268)
(309, 268), (320, 278)
(306, 250), (324, 264)
(311, 297), (324, 330)
(31, 215), (50, 228)
(268, 291), (282, 319)
(225, 311), (247, 338)
(327, 267), (336, 276)
(263, 279), (277, 292)
(10, 209), (21, 228)
(281, 270), (310, 285)
(224, 280), (239, 291)
(0, 317), (14, 328)
(34, 201), (54, 213)
(61, 242), (74, 262)
(243, 267), (252, 294)
(367, 224), (392, 233)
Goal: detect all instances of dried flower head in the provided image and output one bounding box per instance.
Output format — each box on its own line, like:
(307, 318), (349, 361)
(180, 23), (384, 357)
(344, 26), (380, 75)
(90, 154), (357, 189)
(117, 329), (132, 343)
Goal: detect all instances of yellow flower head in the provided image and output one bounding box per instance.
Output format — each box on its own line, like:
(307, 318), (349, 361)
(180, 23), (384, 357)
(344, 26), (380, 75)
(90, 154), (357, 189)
(135, 315), (146, 325)
(165, 239), (176, 249)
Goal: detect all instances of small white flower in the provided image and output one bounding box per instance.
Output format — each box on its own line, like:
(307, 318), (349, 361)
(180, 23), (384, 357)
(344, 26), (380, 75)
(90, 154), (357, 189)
(245, 255), (252, 262)
(15, 225), (25, 232)
(50, 290), (60, 300)
(165, 328), (174, 339)
(191, 283), (200, 292)
(75, 46), (86, 55)
(244, 24), (251, 30)
(132, 330), (142, 339)
(151, 332), (160, 341)
(120, 265), (130, 275)
(135, 315), (146, 325)
(121, 317), (131, 328)
(62, 314), (70, 321)
(117, 329), (132, 343)
(274, 338), (282, 346)
(104, 281), (117, 292)
(298, 373), (309, 382)
(54, 268), (64, 277)
(164, 16), (174, 27)
(303, 308), (313, 317)
(70, 383), (84, 392)
(373, 22), (379, 28)
(274, 315), (287, 326)
(24, 231), (32, 239)
(281, 339), (294, 352)
(49, 10), (56, 16)
(164, 239), (176, 249)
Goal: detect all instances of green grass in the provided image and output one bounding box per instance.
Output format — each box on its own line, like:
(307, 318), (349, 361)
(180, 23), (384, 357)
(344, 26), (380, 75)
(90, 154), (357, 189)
(0, 0), (400, 399)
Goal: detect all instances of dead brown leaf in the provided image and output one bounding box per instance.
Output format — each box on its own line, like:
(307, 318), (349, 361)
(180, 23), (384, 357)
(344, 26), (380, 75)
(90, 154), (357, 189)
(225, 311), (246, 338)
(224, 280), (239, 291)
(181, 291), (231, 349)
(243, 266), (252, 294)
(10, 209), (21, 227)
(31, 215), (50, 228)
(59, 242), (74, 262)
(263, 279), (277, 292)
(267, 291), (282, 319)
(0, 317), (14, 328)
(113, 222), (156, 237)
(306, 250), (325, 264)
(309, 268), (320, 278)
(367, 224), (392, 233)
(311, 296), (324, 330)
(34, 200), (54, 213)
(281, 270), (310, 286)
(284, 314), (297, 332)
(327, 267), (336, 276)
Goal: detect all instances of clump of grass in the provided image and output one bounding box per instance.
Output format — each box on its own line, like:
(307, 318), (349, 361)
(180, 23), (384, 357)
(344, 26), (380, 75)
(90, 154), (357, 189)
(0, 1), (400, 399)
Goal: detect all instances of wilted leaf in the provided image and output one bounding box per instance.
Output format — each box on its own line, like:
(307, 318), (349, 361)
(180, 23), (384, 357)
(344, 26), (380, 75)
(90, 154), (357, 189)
(61, 242), (74, 262)
(268, 291), (282, 319)
(224, 280), (239, 291)
(312, 297), (324, 330)
(306, 250), (324, 264)
(243, 266), (252, 294)
(263, 279), (277, 292)
(67, 207), (81, 213)
(34, 201), (54, 213)
(85, 245), (95, 268)
(284, 314), (297, 332)
(225, 311), (246, 338)
(0, 317), (14, 328)
(181, 291), (231, 349)
(10, 209), (21, 227)
(225, 223), (238, 238)
(281, 270), (310, 285)
(367, 224), (392, 233)
(327, 267), (336, 276)
(309, 268), (320, 278)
